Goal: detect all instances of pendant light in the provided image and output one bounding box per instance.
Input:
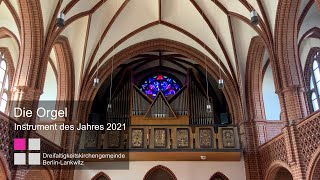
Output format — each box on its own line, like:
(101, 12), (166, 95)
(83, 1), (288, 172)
(216, 33), (224, 90)
(94, 36), (103, 87)
(202, 11), (212, 114)
(57, 11), (65, 27)
(205, 55), (212, 113)
(56, 0), (65, 27)
(250, 7), (259, 25)
(107, 46), (114, 113)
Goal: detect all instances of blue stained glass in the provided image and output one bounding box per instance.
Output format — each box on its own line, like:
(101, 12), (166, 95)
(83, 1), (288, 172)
(140, 74), (181, 99)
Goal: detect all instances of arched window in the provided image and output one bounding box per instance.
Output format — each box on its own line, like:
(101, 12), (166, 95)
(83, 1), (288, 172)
(143, 165), (177, 180)
(309, 52), (320, 111)
(91, 172), (111, 180)
(209, 172), (229, 180)
(140, 74), (181, 99)
(0, 53), (9, 113)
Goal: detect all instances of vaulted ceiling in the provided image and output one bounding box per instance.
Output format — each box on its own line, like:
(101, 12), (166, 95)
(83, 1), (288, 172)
(0, 0), (319, 99)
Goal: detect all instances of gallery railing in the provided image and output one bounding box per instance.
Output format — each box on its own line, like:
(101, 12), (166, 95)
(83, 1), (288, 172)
(80, 125), (240, 151)
(258, 111), (320, 178)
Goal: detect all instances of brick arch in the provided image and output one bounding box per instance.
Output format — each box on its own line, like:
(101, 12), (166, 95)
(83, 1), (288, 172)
(274, 0), (308, 122)
(91, 171), (111, 180)
(78, 39), (243, 126)
(25, 166), (54, 180)
(0, 27), (20, 49)
(143, 165), (177, 180)
(52, 36), (75, 103)
(245, 36), (267, 121)
(298, 27), (320, 49)
(15, 0), (44, 89)
(0, 152), (9, 180)
(306, 146), (320, 180)
(265, 161), (293, 180)
(209, 171), (229, 180)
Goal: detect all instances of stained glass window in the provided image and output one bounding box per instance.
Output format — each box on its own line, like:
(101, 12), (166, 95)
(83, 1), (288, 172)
(140, 74), (181, 99)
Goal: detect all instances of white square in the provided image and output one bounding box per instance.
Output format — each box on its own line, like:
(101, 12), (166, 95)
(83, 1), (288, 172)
(28, 138), (40, 150)
(14, 153), (26, 165)
(28, 153), (41, 165)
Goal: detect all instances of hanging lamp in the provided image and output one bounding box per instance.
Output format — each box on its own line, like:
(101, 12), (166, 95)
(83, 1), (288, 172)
(107, 46), (115, 113)
(250, 8), (259, 25)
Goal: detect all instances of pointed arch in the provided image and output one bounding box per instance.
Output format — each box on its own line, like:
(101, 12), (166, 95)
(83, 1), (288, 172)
(53, 36), (75, 103)
(25, 166), (54, 180)
(209, 172), (229, 180)
(78, 39), (243, 128)
(245, 36), (266, 121)
(91, 172), (111, 180)
(0, 152), (9, 180)
(306, 146), (320, 180)
(0, 27), (20, 49)
(264, 161), (293, 180)
(143, 165), (177, 180)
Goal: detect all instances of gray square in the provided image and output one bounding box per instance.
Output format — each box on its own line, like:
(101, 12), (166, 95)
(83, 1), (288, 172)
(28, 153), (41, 165)
(14, 153), (26, 165)
(28, 138), (40, 150)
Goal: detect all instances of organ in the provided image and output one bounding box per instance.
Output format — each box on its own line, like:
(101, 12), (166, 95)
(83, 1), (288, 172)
(81, 66), (240, 161)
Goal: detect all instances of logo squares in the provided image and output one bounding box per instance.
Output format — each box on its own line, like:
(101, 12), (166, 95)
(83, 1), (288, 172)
(14, 138), (26, 151)
(13, 138), (41, 165)
(28, 153), (41, 165)
(14, 153), (26, 165)
(28, 138), (40, 150)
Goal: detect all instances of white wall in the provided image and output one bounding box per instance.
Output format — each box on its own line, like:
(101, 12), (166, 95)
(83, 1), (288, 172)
(40, 63), (57, 101)
(74, 159), (246, 180)
(262, 65), (281, 120)
(38, 64), (57, 121)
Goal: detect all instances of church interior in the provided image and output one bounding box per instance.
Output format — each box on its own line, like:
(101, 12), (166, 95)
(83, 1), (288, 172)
(0, 0), (319, 179)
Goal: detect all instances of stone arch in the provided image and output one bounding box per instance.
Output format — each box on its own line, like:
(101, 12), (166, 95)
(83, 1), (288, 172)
(245, 36), (266, 121)
(91, 172), (111, 180)
(25, 166), (54, 180)
(209, 171), (229, 180)
(265, 161), (293, 180)
(306, 147), (320, 180)
(143, 165), (177, 180)
(78, 39), (242, 126)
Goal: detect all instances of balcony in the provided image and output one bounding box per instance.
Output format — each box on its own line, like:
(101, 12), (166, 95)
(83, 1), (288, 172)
(79, 124), (241, 161)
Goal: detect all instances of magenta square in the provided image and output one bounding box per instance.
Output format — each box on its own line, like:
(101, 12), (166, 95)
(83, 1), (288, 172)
(14, 138), (26, 151)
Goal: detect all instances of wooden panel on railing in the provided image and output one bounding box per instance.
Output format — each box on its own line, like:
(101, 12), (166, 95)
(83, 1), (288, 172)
(194, 127), (215, 149)
(79, 125), (241, 161)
